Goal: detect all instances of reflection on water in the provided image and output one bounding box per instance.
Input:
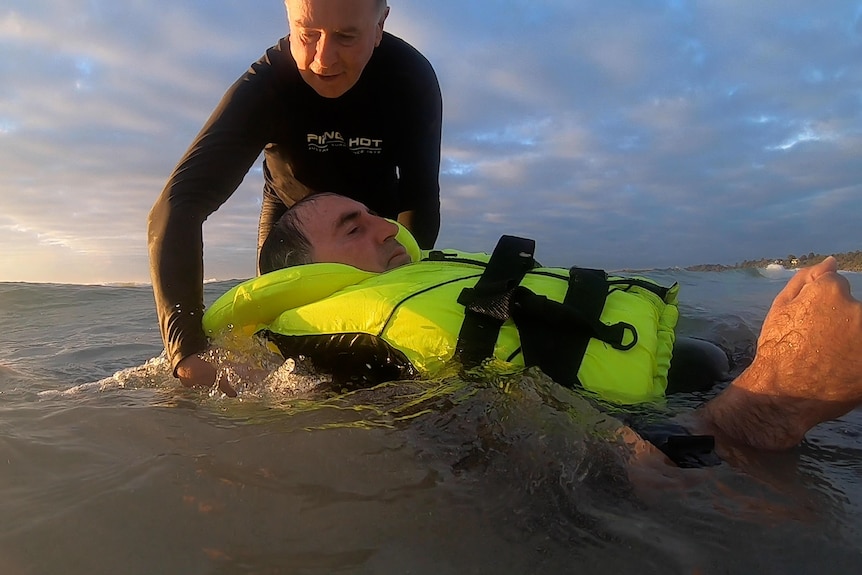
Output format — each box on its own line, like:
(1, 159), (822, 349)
(3, 360), (862, 574)
(1, 277), (862, 573)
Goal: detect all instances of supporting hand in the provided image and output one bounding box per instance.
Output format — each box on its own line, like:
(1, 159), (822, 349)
(175, 353), (238, 397)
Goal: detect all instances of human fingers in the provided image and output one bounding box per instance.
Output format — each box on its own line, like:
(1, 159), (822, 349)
(805, 256), (838, 281)
(216, 372), (238, 398)
(803, 267), (854, 304)
(771, 256), (838, 308)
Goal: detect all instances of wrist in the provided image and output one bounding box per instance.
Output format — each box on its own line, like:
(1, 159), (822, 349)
(175, 354), (216, 385)
(697, 361), (810, 451)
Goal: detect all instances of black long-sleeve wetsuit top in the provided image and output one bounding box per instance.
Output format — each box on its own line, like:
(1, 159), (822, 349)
(148, 32), (443, 373)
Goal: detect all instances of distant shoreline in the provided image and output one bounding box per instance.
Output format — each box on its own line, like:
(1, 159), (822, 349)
(686, 250), (862, 272)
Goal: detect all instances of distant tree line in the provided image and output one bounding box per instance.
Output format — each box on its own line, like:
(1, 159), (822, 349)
(686, 250), (862, 272)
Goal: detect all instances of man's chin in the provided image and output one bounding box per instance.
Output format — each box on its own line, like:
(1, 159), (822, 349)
(301, 71), (354, 98)
(386, 249), (412, 270)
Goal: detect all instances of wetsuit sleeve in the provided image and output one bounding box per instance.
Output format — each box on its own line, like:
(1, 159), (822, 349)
(148, 64), (275, 374)
(396, 59), (442, 249)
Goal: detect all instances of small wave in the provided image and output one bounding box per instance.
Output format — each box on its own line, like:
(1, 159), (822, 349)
(37, 356), (174, 398)
(756, 266), (797, 280)
(682, 266), (794, 281)
(98, 281), (152, 288)
(204, 277), (249, 284)
(37, 381), (104, 398)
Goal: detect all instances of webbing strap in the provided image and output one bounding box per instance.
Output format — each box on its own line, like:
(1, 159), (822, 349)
(454, 235), (535, 368)
(566, 267), (637, 352)
(511, 267), (638, 389)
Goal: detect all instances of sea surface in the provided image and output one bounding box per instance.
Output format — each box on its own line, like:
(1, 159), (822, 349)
(1, 267), (861, 574)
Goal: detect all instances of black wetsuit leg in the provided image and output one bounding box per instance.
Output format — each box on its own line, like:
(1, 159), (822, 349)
(666, 336), (732, 394)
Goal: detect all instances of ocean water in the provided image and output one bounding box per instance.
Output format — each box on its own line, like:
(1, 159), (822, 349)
(1, 268), (861, 574)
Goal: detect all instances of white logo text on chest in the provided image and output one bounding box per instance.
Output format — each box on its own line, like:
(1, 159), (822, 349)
(307, 132), (383, 154)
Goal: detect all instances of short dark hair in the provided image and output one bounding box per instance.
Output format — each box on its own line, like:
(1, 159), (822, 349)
(258, 193), (340, 274)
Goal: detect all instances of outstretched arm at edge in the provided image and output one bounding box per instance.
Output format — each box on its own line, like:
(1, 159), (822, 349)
(680, 257), (862, 456)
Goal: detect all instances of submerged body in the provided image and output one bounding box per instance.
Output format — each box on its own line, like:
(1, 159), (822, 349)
(2, 272), (862, 573)
(204, 246), (679, 404)
(231, 193), (862, 457)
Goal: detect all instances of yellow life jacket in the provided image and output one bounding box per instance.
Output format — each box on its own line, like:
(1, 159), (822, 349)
(203, 232), (678, 405)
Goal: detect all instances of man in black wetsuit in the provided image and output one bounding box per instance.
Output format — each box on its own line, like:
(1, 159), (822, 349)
(147, 0), (442, 392)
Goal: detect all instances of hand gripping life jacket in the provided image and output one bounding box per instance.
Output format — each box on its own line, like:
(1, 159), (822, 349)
(202, 228), (679, 404)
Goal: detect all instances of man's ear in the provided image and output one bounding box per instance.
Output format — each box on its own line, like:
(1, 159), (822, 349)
(374, 6), (389, 46)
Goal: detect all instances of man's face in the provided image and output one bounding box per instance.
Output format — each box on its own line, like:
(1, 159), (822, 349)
(300, 195), (412, 272)
(286, 0), (387, 98)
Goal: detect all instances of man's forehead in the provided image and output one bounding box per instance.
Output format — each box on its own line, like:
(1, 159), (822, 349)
(286, 0), (379, 26)
(315, 194), (364, 214)
(300, 195), (367, 231)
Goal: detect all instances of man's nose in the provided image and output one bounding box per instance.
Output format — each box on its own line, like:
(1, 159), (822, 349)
(376, 218), (399, 242)
(312, 34), (338, 72)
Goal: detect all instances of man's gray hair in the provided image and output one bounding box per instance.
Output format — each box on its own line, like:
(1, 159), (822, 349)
(285, 0), (388, 17)
(258, 193), (339, 274)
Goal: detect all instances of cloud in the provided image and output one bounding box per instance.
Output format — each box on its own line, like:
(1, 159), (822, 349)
(1, 0), (860, 282)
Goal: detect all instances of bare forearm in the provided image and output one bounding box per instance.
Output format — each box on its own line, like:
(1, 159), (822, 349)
(682, 361), (815, 452)
(682, 256), (862, 453)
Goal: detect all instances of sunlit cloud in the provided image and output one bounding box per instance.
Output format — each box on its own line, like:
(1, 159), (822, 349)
(0, 0), (860, 282)
(768, 124), (839, 151)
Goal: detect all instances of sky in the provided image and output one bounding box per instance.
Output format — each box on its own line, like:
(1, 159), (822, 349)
(1, 0), (860, 284)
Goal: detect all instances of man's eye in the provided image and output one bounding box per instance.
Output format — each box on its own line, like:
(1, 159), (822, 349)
(347, 227), (360, 235)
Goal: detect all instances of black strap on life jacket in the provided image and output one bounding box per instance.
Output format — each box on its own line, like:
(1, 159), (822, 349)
(510, 267), (638, 389)
(452, 237), (639, 388)
(453, 235), (536, 368)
